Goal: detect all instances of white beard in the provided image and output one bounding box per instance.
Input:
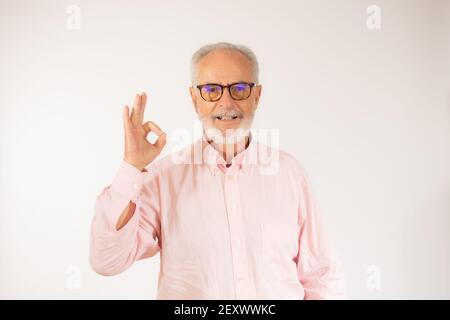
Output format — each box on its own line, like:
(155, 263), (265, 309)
(200, 113), (254, 146)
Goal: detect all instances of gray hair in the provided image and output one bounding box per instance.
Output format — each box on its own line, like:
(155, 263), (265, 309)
(190, 42), (259, 85)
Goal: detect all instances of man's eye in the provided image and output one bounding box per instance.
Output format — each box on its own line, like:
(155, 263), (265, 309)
(205, 86), (218, 92)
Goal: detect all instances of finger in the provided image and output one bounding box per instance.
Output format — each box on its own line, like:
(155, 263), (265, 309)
(139, 92), (147, 123)
(143, 121), (164, 136)
(130, 93), (141, 125)
(154, 132), (167, 149)
(123, 105), (132, 131)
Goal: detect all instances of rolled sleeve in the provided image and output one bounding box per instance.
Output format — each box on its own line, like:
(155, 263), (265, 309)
(111, 161), (144, 202)
(89, 160), (161, 276)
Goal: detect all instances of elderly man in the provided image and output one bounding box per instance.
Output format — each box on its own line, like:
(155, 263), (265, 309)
(89, 42), (345, 299)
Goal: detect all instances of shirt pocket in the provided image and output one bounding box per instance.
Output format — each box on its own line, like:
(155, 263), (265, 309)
(260, 222), (300, 282)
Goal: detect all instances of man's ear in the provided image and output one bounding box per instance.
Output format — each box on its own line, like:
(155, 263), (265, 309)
(189, 86), (198, 113)
(254, 85), (262, 107)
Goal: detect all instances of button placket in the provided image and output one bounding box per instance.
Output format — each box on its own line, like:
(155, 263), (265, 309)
(223, 167), (250, 299)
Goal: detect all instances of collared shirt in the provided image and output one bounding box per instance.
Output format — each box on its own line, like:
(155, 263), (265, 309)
(89, 134), (345, 299)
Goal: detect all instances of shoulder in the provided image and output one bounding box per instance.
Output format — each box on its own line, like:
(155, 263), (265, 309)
(254, 140), (307, 178)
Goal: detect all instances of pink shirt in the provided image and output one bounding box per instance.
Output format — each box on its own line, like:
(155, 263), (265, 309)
(89, 134), (345, 299)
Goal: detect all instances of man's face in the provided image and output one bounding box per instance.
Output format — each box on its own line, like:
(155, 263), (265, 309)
(189, 49), (262, 144)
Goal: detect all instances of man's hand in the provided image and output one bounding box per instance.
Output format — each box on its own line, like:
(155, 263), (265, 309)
(123, 92), (167, 171)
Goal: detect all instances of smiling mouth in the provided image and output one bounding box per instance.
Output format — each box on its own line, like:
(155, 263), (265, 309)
(215, 115), (240, 121)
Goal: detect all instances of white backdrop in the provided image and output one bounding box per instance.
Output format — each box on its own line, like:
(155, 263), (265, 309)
(1, 0), (449, 299)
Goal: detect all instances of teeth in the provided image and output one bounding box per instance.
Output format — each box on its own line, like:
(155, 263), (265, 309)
(217, 115), (238, 120)
(215, 114), (239, 120)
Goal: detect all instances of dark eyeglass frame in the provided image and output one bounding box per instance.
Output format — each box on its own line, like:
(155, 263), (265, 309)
(196, 82), (256, 102)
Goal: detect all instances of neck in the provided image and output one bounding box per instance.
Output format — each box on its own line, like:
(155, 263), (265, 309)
(207, 132), (251, 164)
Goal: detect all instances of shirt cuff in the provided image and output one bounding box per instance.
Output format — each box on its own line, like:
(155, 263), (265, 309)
(110, 160), (145, 203)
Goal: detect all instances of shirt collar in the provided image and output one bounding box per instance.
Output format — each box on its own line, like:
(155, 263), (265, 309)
(200, 131), (258, 176)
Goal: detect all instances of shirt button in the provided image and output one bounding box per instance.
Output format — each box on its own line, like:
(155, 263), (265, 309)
(231, 205), (238, 212)
(132, 182), (140, 190)
(236, 240), (241, 246)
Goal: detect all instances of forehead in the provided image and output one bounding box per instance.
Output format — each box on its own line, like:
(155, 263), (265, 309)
(196, 49), (253, 84)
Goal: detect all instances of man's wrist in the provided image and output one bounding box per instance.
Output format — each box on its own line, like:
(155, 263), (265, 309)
(123, 158), (146, 172)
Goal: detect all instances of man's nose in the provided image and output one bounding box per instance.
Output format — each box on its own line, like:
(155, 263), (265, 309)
(218, 88), (235, 106)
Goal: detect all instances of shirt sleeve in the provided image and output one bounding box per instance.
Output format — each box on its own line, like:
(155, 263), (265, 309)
(294, 162), (346, 299)
(89, 160), (161, 276)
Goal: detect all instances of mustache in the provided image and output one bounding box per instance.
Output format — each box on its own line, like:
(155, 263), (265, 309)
(211, 108), (244, 120)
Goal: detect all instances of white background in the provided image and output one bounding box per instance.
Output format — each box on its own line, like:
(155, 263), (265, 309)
(0, 0), (449, 299)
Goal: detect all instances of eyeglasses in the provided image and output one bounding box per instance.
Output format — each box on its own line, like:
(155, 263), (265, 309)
(196, 82), (256, 102)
